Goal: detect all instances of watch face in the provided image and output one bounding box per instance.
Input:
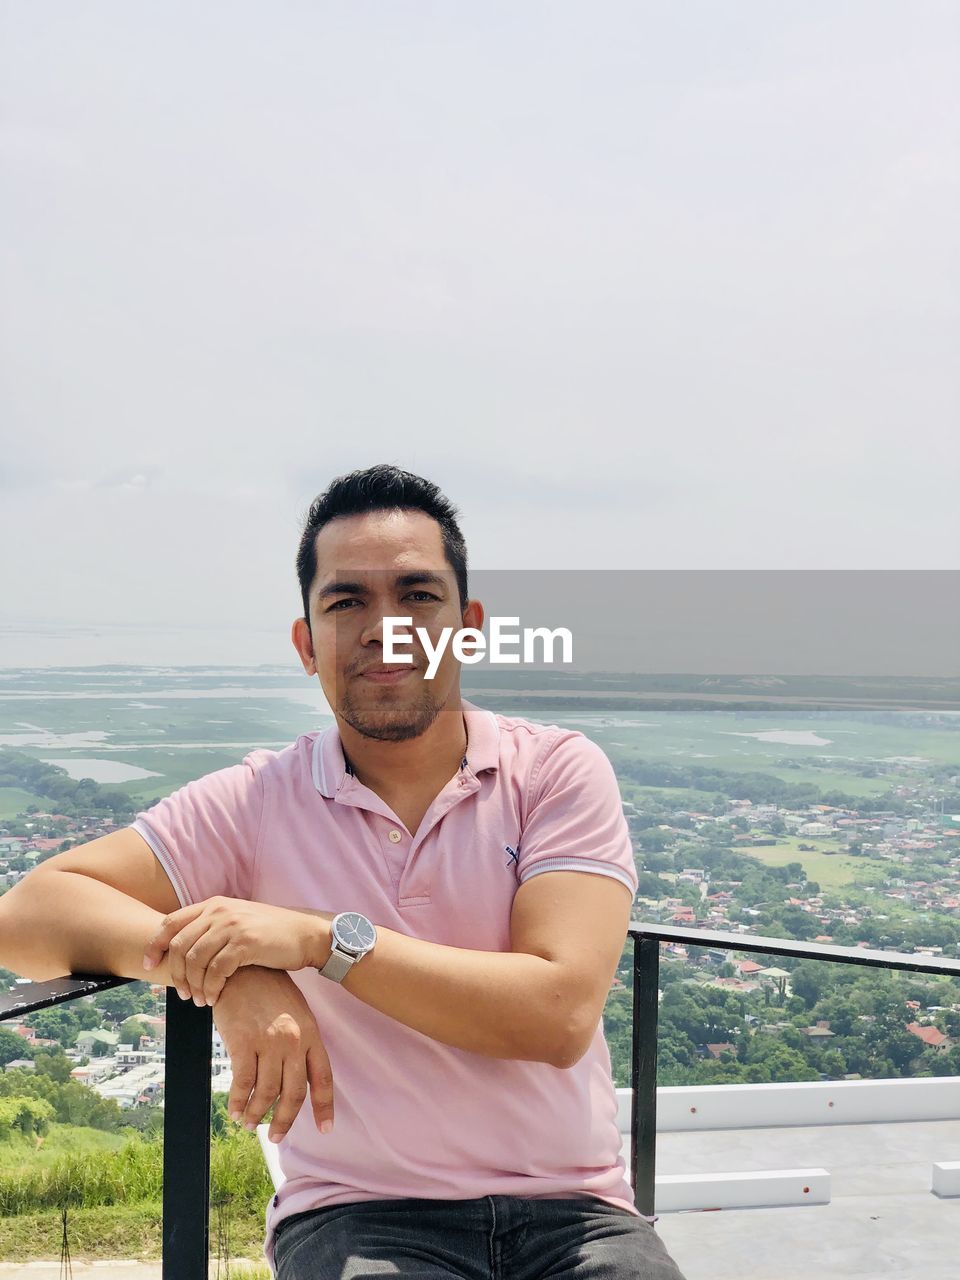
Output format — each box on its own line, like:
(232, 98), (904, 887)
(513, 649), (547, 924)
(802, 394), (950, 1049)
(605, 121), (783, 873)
(334, 912), (376, 953)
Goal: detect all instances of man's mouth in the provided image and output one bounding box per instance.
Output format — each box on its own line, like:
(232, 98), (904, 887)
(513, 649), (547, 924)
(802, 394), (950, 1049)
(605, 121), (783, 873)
(358, 664), (417, 684)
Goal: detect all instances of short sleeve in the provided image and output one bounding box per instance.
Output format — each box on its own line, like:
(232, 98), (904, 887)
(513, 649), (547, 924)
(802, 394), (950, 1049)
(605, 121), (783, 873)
(516, 730), (638, 899)
(130, 756), (265, 908)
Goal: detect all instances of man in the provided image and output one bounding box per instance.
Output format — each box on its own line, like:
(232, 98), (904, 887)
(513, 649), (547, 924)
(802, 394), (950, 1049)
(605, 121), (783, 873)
(0, 465), (686, 1280)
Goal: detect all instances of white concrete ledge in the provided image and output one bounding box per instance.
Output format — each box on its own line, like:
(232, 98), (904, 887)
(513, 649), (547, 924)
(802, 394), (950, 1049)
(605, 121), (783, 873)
(616, 1077), (960, 1132)
(931, 1161), (960, 1197)
(655, 1168), (831, 1213)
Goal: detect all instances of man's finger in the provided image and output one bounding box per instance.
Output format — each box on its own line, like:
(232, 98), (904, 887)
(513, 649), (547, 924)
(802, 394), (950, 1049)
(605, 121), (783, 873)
(306, 1042), (335, 1134)
(165, 918), (214, 998)
(268, 1057), (308, 1143)
(205, 947), (243, 1007)
(227, 1054), (257, 1124)
(242, 1054), (282, 1131)
(142, 904), (204, 970)
(182, 931), (233, 1005)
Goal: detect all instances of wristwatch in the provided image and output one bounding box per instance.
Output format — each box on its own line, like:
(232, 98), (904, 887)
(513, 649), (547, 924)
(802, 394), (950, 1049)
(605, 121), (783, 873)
(318, 911), (377, 983)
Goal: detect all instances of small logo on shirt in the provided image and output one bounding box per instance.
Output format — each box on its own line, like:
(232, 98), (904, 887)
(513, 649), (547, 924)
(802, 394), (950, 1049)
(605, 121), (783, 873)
(504, 844), (520, 867)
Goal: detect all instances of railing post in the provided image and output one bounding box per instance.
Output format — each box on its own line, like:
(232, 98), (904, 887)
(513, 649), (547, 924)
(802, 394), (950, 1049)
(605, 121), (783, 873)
(162, 990), (212, 1280)
(631, 933), (660, 1218)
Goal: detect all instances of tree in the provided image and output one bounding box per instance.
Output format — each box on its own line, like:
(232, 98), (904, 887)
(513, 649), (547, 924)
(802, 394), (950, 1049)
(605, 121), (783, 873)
(0, 1027), (30, 1069)
(793, 962), (839, 1010)
(820, 1049), (847, 1079)
(120, 1105), (164, 1135)
(0, 1095), (55, 1140)
(94, 987), (138, 1024)
(120, 1017), (150, 1050)
(0, 1065), (122, 1130)
(603, 988), (635, 1086)
(742, 1036), (819, 1083)
(636, 871), (670, 899)
(778, 908), (821, 941)
(32, 1050), (74, 1083)
(27, 1007), (80, 1048)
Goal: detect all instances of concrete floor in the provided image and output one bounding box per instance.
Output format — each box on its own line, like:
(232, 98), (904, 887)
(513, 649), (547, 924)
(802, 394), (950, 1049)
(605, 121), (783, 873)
(651, 1117), (960, 1280)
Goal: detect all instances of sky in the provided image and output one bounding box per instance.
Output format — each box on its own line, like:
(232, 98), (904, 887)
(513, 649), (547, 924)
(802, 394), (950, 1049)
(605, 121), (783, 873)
(1, 2), (958, 668)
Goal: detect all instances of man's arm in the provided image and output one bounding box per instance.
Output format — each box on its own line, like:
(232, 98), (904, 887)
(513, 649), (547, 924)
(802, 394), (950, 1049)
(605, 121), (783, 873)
(0, 829), (183, 985)
(0, 833), (336, 1142)
(336, 870), (632, 1069)
(147, 870), (633, 1070)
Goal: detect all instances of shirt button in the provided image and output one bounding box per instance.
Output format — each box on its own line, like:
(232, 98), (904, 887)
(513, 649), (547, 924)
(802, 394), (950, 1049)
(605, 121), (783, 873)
(388, 829), (403, 843)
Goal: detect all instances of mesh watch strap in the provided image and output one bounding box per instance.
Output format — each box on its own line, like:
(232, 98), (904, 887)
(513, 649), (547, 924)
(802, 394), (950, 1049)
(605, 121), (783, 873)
(319, 947), (356, 983)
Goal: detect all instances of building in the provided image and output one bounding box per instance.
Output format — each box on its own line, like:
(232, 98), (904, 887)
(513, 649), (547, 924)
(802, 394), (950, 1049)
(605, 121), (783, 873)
(905, 1023), (952, 1052)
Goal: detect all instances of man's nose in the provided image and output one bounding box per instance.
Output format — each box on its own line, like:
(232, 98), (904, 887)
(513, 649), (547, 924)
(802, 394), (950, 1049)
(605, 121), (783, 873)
(360, 613), (412, 646)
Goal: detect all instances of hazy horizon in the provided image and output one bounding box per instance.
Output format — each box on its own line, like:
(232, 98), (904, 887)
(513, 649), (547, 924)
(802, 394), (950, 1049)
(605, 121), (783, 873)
(2, 567), (958, 679)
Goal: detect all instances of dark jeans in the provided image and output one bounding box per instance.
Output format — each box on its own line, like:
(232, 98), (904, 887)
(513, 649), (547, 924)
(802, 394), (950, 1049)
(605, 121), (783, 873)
(273, 1195), (688, 1280)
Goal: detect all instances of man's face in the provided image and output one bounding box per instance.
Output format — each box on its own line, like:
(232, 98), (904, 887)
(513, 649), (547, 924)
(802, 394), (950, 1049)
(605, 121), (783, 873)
(296, 510), (480, 742)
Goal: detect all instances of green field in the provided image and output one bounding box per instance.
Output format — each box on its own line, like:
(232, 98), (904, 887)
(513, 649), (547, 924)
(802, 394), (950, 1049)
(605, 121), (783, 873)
(0, 788), (45, 819)
(0, 1124), (125, 1173)
(2, 671), (958, 813)
(626, 784), (721, 808)
(740, 836), (891, 889)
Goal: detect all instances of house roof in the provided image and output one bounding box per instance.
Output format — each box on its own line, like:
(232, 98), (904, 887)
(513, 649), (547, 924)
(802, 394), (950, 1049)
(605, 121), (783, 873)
(906, 1022), (948, 1047)
(77, 1028), (120, 1045)
(704, 1043), (737, 1058)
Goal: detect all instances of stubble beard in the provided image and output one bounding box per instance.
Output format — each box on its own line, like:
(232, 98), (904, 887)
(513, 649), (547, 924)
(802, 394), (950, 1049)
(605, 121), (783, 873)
(337, 681), (445, 742)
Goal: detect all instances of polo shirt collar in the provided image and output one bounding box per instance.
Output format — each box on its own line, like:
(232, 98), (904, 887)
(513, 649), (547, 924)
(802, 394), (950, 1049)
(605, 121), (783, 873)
(311, 697), (500, 799)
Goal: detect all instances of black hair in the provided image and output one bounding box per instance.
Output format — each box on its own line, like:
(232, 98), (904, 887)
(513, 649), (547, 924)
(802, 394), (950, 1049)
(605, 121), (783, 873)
(296, 464), (469, 626)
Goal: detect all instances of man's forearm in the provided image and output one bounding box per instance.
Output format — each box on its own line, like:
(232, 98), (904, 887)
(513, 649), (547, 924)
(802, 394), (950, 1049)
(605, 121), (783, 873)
(309, 921), (584, 1069)
(0, 870), (177, 987)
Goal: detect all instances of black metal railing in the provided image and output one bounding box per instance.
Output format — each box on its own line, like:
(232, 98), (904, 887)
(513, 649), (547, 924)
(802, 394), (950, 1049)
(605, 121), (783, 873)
(1, 977), (211, 1278)
(3, 925), (960, 1274)
(627, 923), (960, 1216)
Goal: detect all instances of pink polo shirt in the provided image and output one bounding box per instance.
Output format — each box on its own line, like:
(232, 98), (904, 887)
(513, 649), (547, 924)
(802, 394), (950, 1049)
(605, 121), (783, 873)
(131, 698), (639, 1271)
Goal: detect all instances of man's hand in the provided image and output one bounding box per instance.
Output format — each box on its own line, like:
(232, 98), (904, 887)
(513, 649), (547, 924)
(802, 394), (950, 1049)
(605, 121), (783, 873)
(214, 966), (334, 1143)
(142, 897), (333, 1005)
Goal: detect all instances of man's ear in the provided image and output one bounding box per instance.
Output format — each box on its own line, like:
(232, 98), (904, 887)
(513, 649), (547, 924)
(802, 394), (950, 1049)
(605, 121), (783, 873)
(461, 598), (485, 632)
(291, 617), (317, 676)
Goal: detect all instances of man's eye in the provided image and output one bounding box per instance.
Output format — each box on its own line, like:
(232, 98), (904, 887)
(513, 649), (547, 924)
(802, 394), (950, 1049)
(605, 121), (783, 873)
(406, 591), (440, 603)
(327, 599), (360, 612)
